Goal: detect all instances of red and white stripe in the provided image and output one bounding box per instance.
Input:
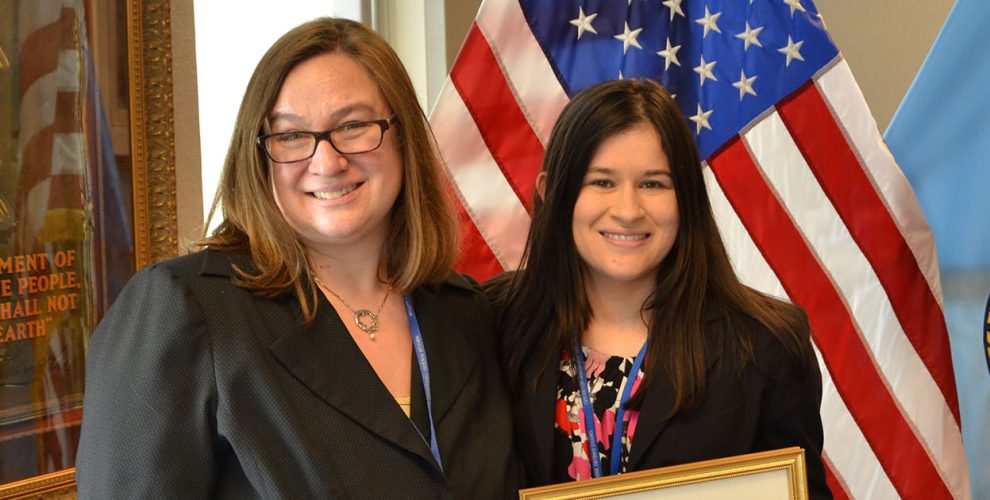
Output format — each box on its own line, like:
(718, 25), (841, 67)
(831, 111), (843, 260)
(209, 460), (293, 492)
(15, 0), (86, 253)
(429, 1), (970, 498)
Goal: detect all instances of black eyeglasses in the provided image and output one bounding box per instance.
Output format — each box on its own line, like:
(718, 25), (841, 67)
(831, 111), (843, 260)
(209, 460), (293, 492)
(257, 115), (397, 163)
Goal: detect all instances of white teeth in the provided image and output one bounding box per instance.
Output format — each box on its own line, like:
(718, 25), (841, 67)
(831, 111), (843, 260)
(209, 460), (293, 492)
(312, 185), (357, 200)
(602, 232), (647, 241)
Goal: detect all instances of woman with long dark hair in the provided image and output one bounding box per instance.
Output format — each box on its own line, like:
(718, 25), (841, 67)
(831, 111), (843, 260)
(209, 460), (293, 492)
(487, 79), (830, 498)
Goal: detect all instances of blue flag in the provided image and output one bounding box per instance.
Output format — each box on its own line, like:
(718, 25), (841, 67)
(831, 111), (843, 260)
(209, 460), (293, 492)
(884, 0), (990, 494)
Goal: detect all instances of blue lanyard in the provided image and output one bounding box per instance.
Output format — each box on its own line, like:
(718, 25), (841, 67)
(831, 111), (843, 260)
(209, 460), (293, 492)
(403, 295), (443, 472)
(572, 334), (648, 478)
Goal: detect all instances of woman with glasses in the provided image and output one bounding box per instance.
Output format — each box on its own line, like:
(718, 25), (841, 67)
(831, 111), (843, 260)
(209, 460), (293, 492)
(486, 79), (830, 498)
(76, 18), (518, 498)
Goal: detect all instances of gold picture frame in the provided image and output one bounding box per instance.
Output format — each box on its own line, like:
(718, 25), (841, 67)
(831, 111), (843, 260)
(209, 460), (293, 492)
(125, 0), (180, 267)
(519, 447), (808, 500)
(0, 0), (177, 496)
(0, 470), (76, 499)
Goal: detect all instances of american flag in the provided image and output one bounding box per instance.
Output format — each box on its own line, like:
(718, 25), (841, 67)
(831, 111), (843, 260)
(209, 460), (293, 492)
(429, 0), (970, 498)
(13, 0), (89, 254)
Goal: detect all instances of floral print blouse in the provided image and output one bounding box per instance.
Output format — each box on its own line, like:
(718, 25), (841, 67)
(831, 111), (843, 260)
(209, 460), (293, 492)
(552, 346), (645, 482)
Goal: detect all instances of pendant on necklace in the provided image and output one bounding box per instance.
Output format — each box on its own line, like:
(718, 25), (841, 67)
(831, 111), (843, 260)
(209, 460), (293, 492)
(354, 309), (380, 339)
(311, 274), (390, 341)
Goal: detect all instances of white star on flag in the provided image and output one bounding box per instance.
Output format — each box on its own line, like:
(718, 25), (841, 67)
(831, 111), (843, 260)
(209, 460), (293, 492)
(695, 6), (722, 38)
(778, 36), (805, 66)
(735, 22), (764, 51)
(784, 0), (807, 16)
(662, 0), (685, 21)
(732, 70), (758, 100)
(689, 103), (713, 134)
(693, 55), (718, 86)
(613, 22), (644, 54)
(569, 7), (598, 40)
(657, 38), (682, 70)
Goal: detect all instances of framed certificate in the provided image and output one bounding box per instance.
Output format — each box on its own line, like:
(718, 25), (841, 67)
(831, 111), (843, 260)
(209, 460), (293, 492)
(519, 447), (808, 500)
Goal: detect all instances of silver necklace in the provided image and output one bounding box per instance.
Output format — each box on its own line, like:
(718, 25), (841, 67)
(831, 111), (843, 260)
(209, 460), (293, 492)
(313, 276), (392, 340)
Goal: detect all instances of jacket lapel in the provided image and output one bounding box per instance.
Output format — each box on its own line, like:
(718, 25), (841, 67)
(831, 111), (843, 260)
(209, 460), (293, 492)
(267, 290), (441, 470)
(266, 270), (489, 473)
(203, 247), (438, 471)
(626, 374), (677, 470)
(627, 311), (725, 470)
(521, 353), (558, 485)
(408, 278), (479, 425)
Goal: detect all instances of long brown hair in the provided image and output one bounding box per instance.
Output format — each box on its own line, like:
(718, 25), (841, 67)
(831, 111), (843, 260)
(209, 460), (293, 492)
(491, 79), (814, 415)
(200, 18), (456, 323)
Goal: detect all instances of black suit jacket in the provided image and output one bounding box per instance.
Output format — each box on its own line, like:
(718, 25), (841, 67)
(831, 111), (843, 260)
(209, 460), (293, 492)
(510, 313), (831, 500)
(76, 250), (519, 499)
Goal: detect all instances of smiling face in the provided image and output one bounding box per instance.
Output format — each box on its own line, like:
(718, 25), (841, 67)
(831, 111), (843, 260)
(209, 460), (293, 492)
(268, 51), (402, 253)
(571, 122), (679, 289)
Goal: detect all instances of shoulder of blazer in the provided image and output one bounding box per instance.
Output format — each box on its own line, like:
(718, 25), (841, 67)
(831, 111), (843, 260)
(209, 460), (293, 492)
(698, 305), (800, 375)
(419, 271), (486, 299)
(715, 304), (810, 382)
(148, 249), (255, 282)
(196, 249), (252, 278)
(132, 251), (259, 311)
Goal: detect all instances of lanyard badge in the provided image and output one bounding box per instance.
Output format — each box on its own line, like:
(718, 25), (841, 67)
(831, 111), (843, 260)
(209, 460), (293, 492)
(404, 295), (443, 472)
(572, 333), (647, 478)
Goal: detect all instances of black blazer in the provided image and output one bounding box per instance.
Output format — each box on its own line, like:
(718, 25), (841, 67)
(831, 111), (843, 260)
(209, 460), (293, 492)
(508, 312), (831, 500)
(76, 250), (519, 499)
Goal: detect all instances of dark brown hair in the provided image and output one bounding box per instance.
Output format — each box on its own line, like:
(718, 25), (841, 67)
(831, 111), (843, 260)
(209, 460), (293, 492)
(491, 79), (814, 415)
(200, 18), (456, 323)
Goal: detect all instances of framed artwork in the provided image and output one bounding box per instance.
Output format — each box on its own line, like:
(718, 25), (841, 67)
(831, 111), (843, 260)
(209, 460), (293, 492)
(0, 0), (178, 496)
(518, 447), (809, 500)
